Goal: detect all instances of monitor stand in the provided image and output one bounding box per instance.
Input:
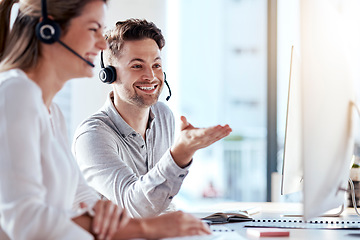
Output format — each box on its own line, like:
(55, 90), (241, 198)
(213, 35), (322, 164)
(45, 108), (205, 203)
(281, 176), (360, 218)
(280, 204), (344, 218)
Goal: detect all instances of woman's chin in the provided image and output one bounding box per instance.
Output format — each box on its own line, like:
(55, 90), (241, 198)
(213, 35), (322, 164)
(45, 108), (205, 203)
(79, 68), (95, 79)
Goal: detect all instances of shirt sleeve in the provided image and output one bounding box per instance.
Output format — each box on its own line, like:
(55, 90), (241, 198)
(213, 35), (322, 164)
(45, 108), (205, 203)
(50, 103), (100, 215)
(0, 81), (93, 240)
(73, 121), (190, 218)
(71, 171), (101, 217)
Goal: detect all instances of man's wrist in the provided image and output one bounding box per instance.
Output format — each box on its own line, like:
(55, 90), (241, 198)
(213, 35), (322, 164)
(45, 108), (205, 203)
(138, 218), (156, 239)
(170, 145), (194, 168)
(115, 218), (146, 239)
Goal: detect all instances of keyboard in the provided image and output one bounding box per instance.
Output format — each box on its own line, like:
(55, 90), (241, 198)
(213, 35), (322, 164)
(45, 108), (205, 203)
(161, 226), (246, 240)
(245, 217), (360, 229)
(161, 234), (223, 240)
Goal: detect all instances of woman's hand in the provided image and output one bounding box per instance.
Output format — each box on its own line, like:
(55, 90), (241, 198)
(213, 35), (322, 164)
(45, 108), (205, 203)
(91, 200), (129, 240)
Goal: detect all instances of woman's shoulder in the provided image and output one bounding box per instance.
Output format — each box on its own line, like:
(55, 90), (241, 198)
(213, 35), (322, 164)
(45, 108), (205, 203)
(1, 69), (29, 83)
(0, 69), (45, 124)
(0, 69), (41, 98)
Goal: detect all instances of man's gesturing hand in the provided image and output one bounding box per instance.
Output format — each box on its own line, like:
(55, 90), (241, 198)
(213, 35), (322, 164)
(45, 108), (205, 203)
(171, 116), (232, 168)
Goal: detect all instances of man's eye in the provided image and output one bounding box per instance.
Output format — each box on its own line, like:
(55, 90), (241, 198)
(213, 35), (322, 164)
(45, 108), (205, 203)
(154, 64), (162, 68)
(132, 65), (142, 69)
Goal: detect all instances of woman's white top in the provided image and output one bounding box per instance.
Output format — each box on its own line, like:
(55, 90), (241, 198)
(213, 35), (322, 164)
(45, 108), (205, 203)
(0, 69), (99, 239)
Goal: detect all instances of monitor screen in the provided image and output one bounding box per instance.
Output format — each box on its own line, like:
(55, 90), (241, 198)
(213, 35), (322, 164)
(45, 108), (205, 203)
(281, 46), (303, 195)
(281, 0), (359, 220)
(301, 0), (357, 219)
(281, 46), (302, 196)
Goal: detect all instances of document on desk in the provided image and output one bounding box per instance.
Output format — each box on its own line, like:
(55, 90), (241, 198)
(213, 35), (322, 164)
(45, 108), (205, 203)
(202, 212), (253, 224)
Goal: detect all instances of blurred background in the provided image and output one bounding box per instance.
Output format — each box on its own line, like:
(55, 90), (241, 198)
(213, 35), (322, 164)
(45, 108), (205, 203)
(53, 0), (360, 211)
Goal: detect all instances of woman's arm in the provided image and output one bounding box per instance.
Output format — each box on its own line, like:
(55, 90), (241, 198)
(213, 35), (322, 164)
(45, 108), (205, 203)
(73, 200), (129, 240)
(0, 79), (92, 239)
(73, 205), (211, 240)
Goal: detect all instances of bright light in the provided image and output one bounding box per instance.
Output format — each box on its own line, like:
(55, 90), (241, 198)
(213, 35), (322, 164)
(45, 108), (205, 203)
(165, 0), (180, 123)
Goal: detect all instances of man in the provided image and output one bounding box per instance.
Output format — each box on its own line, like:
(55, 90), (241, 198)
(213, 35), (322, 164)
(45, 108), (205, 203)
(72, 19), (232, 218)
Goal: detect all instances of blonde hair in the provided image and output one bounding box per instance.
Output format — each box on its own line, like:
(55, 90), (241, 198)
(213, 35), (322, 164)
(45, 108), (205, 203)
(0, 0), (107, 72)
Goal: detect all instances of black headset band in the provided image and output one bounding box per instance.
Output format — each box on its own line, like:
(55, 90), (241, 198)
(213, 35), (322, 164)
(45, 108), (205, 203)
(100, 51), (105, 68)
(41, 0), (48, 20)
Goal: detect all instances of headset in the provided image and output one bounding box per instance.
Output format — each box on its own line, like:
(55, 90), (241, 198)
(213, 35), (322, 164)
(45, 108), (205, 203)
(163, 72), (172, 101)
(35, 0), (94, 67)
(99, 50), (172, 101)
(99, 50), (117, 84)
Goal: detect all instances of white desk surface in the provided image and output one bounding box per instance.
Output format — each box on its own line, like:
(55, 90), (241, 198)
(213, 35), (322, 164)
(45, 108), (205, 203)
(191, 202), (360, 240)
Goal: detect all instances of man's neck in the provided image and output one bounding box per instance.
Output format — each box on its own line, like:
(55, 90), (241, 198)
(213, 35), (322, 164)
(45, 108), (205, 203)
(113, 96), (150, 139)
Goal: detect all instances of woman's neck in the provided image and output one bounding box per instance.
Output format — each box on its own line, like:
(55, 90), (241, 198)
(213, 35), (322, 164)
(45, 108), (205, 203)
(24, 62), (67, 110)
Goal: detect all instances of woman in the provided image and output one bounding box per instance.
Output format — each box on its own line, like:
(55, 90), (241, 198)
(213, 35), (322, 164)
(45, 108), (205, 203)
(0, 0), (211, 239)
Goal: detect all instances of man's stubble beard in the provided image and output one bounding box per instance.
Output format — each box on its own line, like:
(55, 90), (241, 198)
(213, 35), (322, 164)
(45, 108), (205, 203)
(128, 84), (163, 108)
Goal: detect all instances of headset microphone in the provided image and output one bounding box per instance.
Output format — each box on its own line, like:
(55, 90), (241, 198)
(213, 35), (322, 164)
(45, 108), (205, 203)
(35, 0), (94, 67)
(163, 72), (171, 101)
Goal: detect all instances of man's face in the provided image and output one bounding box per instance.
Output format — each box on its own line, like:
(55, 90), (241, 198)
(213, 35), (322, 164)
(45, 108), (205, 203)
(112, 38), (164, 108)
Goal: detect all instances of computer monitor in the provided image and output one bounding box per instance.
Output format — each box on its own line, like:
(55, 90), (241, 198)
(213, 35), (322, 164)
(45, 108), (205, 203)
(281, 0), (358, 220)
(281, 46), (302, 196)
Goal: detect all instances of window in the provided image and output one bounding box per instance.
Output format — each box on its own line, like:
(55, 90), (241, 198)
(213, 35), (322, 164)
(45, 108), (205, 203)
(167, 0), (268, 210)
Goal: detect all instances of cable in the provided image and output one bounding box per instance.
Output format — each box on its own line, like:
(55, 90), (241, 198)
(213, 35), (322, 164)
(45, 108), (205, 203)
(348, 178), (360, 216)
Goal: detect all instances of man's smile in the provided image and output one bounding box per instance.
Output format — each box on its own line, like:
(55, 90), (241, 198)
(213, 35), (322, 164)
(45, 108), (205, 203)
(135, 84), (159, 93)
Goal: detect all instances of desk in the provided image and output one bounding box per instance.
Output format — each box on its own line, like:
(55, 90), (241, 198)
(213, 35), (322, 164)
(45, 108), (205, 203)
(192, 202), (360, 240)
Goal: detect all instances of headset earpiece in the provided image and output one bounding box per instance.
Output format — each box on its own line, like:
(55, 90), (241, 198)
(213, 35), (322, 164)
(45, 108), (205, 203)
(99, 65), (117, 84)
(35, 0), (61, 44)
(35, 18), (61, 44)
(34, 0), (94, 67)
(99, 51), (117, 84)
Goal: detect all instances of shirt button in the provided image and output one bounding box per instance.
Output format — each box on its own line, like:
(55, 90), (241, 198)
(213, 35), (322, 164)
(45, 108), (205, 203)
(169, 196), (173, 199)
(179, 174), (185, 178)
(141, 145), (145, 148)
(132, 133), (136, 137)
